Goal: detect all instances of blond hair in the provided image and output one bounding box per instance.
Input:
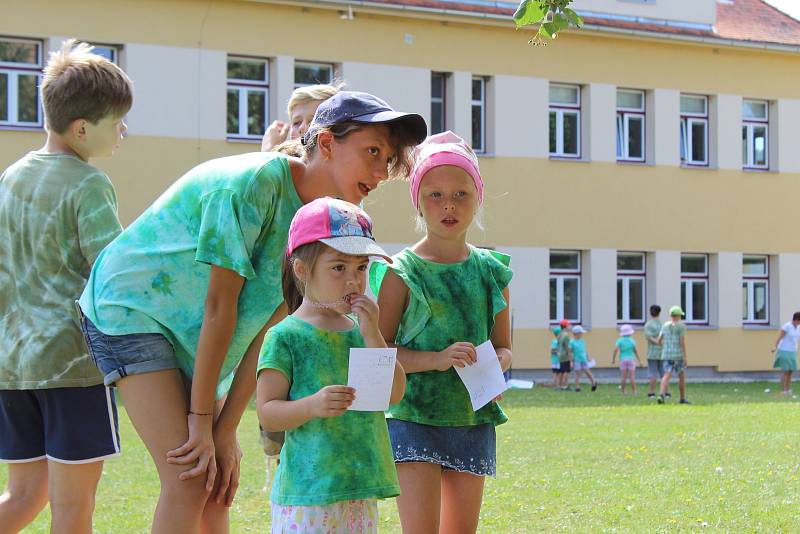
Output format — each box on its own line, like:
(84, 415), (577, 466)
(41, 39), (133, 134)
(287, 83), (340, 116)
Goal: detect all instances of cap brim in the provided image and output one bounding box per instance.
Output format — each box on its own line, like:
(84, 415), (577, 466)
(352, 110), (428, 143)
(319, 237), (393, 264)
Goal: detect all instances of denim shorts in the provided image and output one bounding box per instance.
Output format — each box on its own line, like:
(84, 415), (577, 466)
(647, 359), (665, 379)
(387, 419), (496, 476)
(78, 309), (179, 387)
(663, 359), (686, 375)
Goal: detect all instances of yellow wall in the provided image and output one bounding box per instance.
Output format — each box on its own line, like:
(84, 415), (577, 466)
(2, 0), (799, 99)
(514, 328), (776, 371)
(2, 0), (798, 374)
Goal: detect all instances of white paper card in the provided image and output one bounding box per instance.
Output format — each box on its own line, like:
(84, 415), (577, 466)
(347, 348), (397, 411)
(455, 340), (508, 411)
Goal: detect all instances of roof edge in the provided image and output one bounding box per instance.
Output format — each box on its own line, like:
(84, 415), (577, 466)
(260, 0), (800, 53)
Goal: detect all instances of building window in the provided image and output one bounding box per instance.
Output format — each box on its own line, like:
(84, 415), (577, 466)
(431, 72), (446, 135)
(294, 61), (333, 88)
(0, 37), (43, 129)
(227, 56), (269, 141)
(549, 83), (580, 158)
(742, 99), (768, 170)
(681, 254), (708, 325)
(680, 94), (708, 166)
(91, 44), (118, 63)
(550, 250), (581, 324)
(617, 252), (646, 324)
(743, 255), (769, 325)
(471, 76), (486, 153)
(616, 89), (645, 162)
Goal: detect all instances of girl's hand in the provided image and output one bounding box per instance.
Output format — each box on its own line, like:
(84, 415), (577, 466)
(166, 413), (217, 491)
(435, 342), (476, 371)
(211, 427), (243, 507)
(350, 294), (381, 342)
(261, 120), (288, 151)
(309, 385), (355, 418)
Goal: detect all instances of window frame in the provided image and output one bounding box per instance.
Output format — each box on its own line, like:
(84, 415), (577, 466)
(617, 252), (646, 324)
(742, 99), (769, 170)
(549, 83), (581, 159)
(226, 55), (270, 142)
(549, 250), (582, 324)
(431, 72), (447, 135)
(680, 253), (709, 325)
(0, 36), (44, 130)
(679, 94), (709, 167)
(742, 254), (769, 325)
(90, 43), (119, 64)
(293, 60), (333, 88)
(616, 89), (646, 163)
(471, 76), (486, 154)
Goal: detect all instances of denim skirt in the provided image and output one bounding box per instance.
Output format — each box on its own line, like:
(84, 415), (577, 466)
(387, 419), (496, 476)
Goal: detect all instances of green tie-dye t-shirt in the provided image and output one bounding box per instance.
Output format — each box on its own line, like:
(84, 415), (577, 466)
(1, 152), (122, 389)
(80, 152), (302, 398)
(660, 321), (686, 361)
(644, 319), (663, 360)
(370, 246), (512, 427)
(257, 315), (400, 506)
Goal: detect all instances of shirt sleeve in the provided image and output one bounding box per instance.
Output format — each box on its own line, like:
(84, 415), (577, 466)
(257, 329), (292, 383)
(195, 189), (258, 279)
(76, 173), (122, 266)
(783, 323), (792, 335)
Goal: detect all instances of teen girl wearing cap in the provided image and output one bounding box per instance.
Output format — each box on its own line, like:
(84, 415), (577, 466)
(372, 131), (513, 534)
(257, 197), (405, 533)
(611, 325), (642, 395)
(77, 92), (425, 533)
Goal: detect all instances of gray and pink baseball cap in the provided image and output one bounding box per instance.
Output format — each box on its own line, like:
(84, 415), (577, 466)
(287, 197), (392, 263)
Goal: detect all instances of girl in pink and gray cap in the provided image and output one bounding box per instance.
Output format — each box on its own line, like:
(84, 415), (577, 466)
(371, 131), (513, 534)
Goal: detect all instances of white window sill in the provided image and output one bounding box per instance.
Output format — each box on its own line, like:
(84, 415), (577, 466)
(742, 324), (774, 330)
(226, 137), (262, 144)
(549, 156), (587, 163)
(686, 324), (718, 331)
(0, 124), (44, 132)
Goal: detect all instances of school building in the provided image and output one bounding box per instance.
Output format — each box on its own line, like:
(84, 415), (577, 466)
(2, 0), (799, 375)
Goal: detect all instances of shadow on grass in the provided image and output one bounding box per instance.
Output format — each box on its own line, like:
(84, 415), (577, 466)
(502, 381), (797, 409)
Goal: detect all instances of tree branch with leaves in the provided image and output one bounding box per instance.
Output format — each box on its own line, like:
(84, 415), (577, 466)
(513, 0), (583, 45)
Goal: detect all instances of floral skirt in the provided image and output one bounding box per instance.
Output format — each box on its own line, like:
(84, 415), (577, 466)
(270, 499), (378, 534)
(387, 419), (496, 476)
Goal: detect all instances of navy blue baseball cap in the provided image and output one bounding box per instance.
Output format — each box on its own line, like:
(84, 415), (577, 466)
(302, 91), (427, 146)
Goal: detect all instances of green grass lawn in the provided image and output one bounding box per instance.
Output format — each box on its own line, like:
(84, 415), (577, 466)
(3, 382), (800, 533)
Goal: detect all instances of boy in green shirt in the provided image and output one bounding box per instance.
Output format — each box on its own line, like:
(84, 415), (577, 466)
(556, 319), (572, 390)
(657, 306), (690, 404)
(644, 305), (669, 398)
(0, 39), (132, 532)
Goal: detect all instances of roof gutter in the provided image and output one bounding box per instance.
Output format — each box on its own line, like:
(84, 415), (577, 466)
(262, 0), (800, 54)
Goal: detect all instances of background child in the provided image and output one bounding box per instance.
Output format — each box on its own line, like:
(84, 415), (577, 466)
(658, 306), (690, 404)
(570, 326), (597, 392)
(550, 326), (561, 384)
(771, 311), (800, 395)
(556, 319), (572, 391)
(256, 198), (405, 533)
(78, 91), (425, 532)
(261, 83), (340, 152)
(0, 39), (132, 533)
(612, 325), (642, 394)
(372, 131), (513, 534)
(645, 305), (667, 399)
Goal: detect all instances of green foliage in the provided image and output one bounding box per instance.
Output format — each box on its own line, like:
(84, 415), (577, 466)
(3, 383), (800, 532)
(513, 0), (583, 45)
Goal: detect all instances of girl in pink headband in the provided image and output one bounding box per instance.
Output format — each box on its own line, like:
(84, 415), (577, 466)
(371, 131), (513, 533)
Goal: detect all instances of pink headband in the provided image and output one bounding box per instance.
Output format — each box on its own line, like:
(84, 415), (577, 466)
(409, 131), (483, 210)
